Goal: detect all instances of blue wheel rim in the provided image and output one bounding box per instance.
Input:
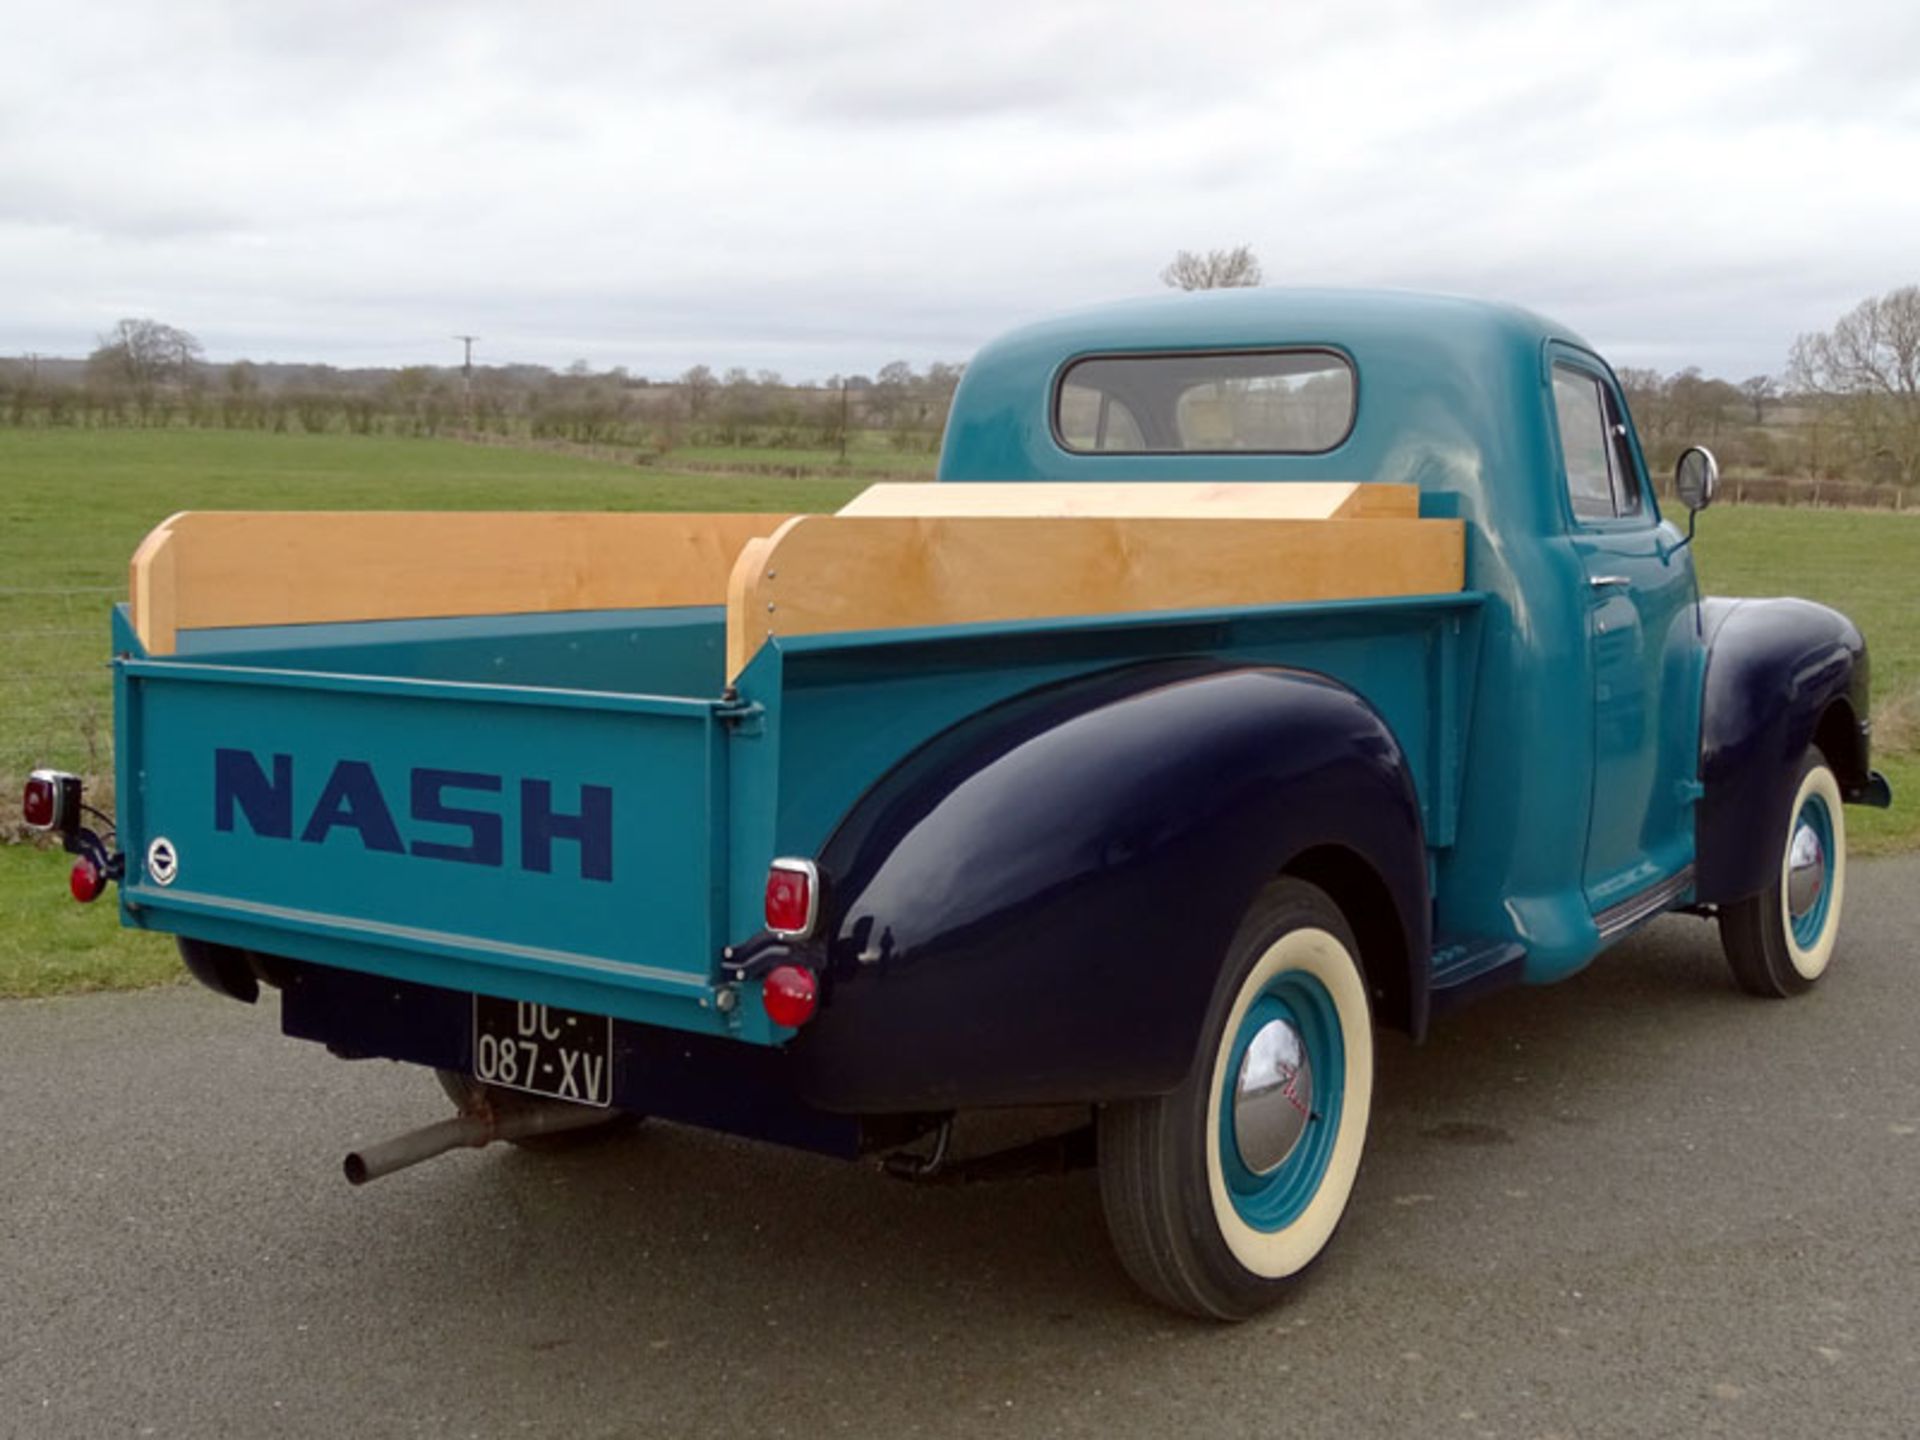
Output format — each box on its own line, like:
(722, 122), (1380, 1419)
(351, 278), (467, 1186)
(1217, 970), (1344, 1231)
(1789, 792), (1835, 950)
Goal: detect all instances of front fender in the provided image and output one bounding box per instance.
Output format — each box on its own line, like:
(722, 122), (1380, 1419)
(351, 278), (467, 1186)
(789, 663), (1428, 1113)
(1696, 597), (1876, 905)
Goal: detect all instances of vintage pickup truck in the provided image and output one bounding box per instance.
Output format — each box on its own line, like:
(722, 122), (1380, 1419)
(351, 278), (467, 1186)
(27, 290), (1891, 1319)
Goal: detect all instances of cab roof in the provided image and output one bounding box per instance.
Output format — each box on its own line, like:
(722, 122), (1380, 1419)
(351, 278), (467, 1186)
(938, 287), (1599, 492)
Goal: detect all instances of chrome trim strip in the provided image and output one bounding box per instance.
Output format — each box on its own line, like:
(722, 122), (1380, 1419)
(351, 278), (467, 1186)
(1594, 864), (1696, 941)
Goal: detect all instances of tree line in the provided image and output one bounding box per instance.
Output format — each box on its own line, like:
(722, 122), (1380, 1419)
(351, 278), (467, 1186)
(4, 282), (1916, 486)
(1606, 286), (1918, 488)
(0, 320), (964, 458)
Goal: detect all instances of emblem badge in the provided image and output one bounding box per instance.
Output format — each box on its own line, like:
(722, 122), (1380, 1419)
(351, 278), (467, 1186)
(147, 837), (179, 886)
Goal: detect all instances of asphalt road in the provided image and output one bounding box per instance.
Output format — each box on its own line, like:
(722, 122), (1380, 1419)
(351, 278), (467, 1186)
(5, 860), (1918, 1440)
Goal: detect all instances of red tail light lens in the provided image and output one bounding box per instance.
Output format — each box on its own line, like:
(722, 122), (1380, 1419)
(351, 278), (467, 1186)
(764, 859), (817, 938)
(70, 858), (106, 904)
(23, 776), (57, 829)
(25, 769), (77, 832)
(761, 964), (818, 1028)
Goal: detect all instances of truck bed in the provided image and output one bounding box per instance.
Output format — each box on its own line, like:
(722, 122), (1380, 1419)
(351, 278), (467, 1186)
(113, 491), (1477, 1047)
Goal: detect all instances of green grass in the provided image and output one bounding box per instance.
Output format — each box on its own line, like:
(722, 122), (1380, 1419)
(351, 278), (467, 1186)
(0, 428), (867, 789)
(0, 428), (865, 996)
(667, 439), (939, 475)
(1693, 506), (1920, 855)
(0, 427), (1914, 995)
(0, 844), (179, 996)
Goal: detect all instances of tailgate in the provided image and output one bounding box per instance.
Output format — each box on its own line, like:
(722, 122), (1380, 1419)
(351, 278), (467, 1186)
(115, 656), (753, 1038)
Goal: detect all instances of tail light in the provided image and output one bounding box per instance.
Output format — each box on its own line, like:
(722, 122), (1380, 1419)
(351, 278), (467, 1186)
(70, 858), (106, 903)
(24, 769), (123, 903)
(761, 964), (818, 1028)
(24, 769), (81, 833)
(764, 858), (818, 938)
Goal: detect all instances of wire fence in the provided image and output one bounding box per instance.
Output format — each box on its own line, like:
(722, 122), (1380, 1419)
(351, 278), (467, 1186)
(2, 584), (120, 837)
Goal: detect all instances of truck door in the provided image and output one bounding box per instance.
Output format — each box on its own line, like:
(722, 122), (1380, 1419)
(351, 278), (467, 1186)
(1548, 353), (1698, 919)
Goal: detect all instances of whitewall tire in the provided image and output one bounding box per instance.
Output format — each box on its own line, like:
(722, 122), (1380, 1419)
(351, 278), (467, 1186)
(1720, 747), (1847, 998)
(1098, 878), (1375, 1319)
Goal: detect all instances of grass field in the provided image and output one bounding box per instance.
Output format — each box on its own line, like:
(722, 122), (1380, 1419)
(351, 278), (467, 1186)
(1691, 505), (1920, 858)
(0, 428), (864, 996)
(664, 441), (937, 475)
(0, 428), (866, 791)
(1, 427), (1914, 997)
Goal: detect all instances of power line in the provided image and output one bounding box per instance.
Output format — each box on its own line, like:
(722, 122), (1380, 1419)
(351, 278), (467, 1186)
(453, 335), (478, 423)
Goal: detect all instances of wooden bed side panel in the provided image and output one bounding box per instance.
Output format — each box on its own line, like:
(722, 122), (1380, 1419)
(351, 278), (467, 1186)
(837, 481), (1419, 520)
(128, 512), (186, 658)
(130, 511), (793, 656)
(725, 514), (1465, 678)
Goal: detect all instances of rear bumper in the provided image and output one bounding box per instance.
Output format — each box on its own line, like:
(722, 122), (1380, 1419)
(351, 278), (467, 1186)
(266, 954), (907, 1158)
(134, 891), (748, 1037)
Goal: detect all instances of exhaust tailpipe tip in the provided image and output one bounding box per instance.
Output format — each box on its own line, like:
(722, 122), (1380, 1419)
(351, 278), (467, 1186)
(342, 1101), (618, 1185)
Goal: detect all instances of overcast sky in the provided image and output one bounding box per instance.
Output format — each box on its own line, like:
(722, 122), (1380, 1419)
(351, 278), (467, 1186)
(3, 0), (1916, 381)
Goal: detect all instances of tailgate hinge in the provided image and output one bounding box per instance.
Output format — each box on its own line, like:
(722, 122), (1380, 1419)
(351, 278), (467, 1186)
(717, 699), (766, 736)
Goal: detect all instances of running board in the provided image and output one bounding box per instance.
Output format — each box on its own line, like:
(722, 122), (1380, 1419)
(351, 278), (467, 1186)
(1594, 865), (1696, 942)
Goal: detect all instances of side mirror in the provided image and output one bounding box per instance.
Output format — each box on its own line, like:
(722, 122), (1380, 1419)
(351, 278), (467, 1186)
(1674, 446), (1719, 513)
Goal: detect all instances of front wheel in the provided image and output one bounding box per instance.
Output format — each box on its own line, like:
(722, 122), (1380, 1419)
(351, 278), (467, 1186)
(1097, 878), (1374, 1320)
(1719, 746), (1847, 998)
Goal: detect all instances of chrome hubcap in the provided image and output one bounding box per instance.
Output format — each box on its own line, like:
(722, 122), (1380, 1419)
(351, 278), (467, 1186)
(1787, 820), (1826, 920)
(1234, 1018), (1315, 1175)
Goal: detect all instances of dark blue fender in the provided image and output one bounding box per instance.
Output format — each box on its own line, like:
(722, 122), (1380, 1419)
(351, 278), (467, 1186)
(786, 662), (1430, 1114)
(1695, 597), (1885, 905)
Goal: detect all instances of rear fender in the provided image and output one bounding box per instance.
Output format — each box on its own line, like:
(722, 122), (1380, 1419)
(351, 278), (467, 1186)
(789, 662), (1429, 1113)
(1696, 597), (1876, 905)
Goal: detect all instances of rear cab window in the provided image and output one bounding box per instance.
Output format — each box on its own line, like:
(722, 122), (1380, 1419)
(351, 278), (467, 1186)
(1056, 349), (1355, 454)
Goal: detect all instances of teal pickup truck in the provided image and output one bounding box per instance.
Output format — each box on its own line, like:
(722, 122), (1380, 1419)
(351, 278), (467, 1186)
(27, 290), (1890, 1319)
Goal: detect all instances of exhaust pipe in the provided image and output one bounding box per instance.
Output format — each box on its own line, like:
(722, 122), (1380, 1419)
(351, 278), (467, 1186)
(344, 1100), (618, 1185)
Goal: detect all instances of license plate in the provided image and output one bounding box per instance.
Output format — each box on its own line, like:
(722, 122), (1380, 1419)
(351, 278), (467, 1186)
(471, 996), (613, 1107)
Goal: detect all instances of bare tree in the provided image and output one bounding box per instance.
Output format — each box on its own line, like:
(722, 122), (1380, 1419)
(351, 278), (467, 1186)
(1665, 367), (1740, 439)
(1616, 367), (1667, 437)
(1160, 246), (1263, 291)
(868, 360), (916, 430)
(1737, 375), (1777, 425)
(87, 318), (204, 388)
(1789, 285), (1920, 484)
(678, 364), (717, 420)
(924, 360), (965, 404)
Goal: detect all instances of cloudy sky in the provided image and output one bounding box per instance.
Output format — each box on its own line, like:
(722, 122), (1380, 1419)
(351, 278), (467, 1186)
(3, 0), (1916, 381)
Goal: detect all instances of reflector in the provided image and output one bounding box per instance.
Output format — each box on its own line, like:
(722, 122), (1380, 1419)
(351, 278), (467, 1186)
(69, 858), (105, 904)
(761, 964), (818, 1028)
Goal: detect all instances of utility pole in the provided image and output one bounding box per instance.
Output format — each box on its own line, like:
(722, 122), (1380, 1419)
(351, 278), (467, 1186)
(453, 334), (478, 428)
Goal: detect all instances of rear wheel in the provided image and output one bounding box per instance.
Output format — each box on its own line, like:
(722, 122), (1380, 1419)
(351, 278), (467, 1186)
(1719, 746), (1847, 998)
(434, 1069), (639, 1152)
(1098, 878), (1374, 1320)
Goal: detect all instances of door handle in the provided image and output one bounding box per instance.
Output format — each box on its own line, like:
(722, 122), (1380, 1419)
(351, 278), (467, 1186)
(1589, 574), (1631, 590)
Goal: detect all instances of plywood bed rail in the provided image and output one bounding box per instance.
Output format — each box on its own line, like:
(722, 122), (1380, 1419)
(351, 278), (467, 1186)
(724, 511), (1464, 679)
(129, 511), (793, 656)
